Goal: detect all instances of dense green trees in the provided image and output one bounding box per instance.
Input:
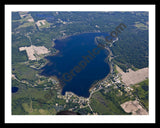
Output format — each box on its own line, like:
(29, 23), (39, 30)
(12, 12), (21, 20)
(132, 79), (149, 110)
(111, 29), (148, 71)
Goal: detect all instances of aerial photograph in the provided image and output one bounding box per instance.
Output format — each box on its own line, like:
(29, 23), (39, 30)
(11, 11), (149, 115)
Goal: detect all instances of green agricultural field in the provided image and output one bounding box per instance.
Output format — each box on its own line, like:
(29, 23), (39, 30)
(12, 63), (38, 82)
(18, 22), (35, 29)
(132, 79), (149, 111)
(12, 84), (58, 115)
(90, 89), (131, 115)
(21, 102), (55, 115)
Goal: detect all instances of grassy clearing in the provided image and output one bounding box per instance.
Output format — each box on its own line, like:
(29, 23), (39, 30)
(12, 87), (57, 115)
(132, 79), (149, 110)
(22, 102), (52, 115)
(38, 20), (50, 29)
(134, 22), (148, 30)
(90, 89), (130, 115)
(18, 22), (35, 29)
(12, 63), (38, 81)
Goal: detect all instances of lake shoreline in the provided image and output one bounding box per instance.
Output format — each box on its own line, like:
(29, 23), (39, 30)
(89, 46), (113, 92)
(56, 30), (101, 41)
(40, 32), (111, 98)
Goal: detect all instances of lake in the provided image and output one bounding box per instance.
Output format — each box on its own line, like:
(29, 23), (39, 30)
(40, 33), (110, 97)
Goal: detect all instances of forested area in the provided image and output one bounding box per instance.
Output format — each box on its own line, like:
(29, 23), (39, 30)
(111, 29), (148, 71)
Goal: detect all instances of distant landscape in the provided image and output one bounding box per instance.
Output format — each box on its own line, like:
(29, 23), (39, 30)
(12, 11), (148, 115)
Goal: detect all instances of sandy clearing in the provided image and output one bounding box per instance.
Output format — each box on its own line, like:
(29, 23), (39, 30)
(116, 66), (148, 86)
(120, 100), (148, 115)
(36, 20), (46, 26)
(19, 45), (50, 60)
(116, 65), (123, 73)
(28, 18), (34, 22)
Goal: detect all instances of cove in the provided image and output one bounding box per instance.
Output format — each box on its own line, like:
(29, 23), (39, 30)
(40, 33), (110, 98)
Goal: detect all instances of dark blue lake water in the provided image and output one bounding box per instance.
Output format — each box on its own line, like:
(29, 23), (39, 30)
(41, 33), (110, 97)
(12, 87), (19, 93)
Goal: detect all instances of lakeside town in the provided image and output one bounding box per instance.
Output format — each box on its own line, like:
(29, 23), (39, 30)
(54, 64), (149, 115)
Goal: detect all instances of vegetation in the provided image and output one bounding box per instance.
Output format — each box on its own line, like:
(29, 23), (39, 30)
(76, 106), (92, 115)
(12, 63), (38, 82)
(12, 12), (21, 20)
(134, 21), (148, 30)
(12, 79), (60, 115)
(111, 29), (148, 71)
(132, 79), (149, 110)
(90, 87), (133, 115)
